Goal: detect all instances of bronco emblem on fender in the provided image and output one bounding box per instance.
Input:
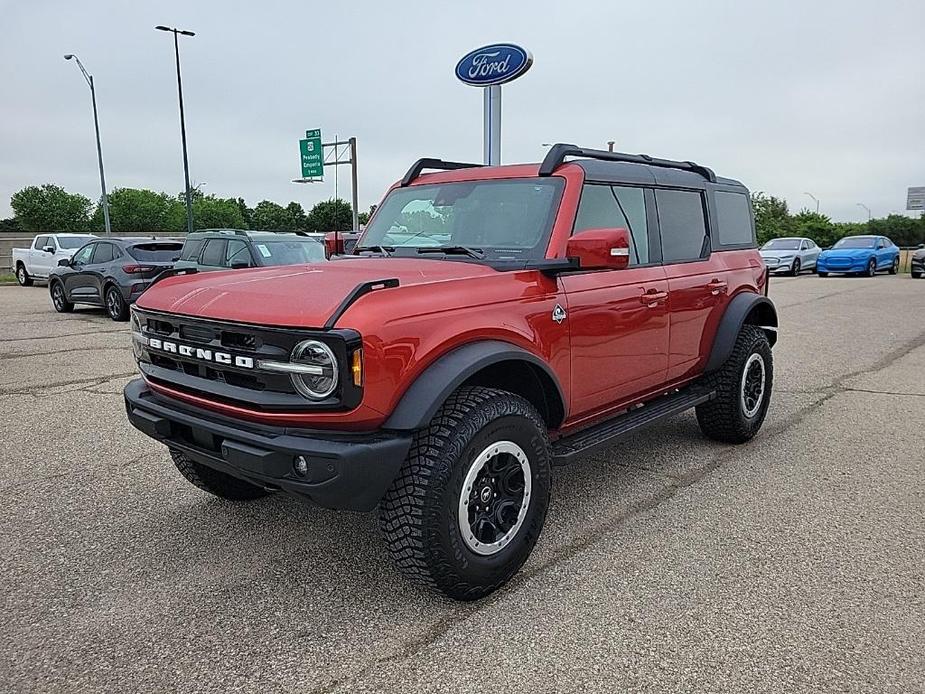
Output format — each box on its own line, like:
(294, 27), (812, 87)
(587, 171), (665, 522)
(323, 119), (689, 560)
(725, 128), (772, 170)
(552, 304), (567, 324)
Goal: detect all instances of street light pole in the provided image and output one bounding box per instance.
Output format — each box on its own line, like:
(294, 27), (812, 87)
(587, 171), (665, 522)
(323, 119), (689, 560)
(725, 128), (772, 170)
(803, 191), (820, 214)
(857, 202), (872, 221)
(156, 25), (196, 234)
(63, 54), (111, 236)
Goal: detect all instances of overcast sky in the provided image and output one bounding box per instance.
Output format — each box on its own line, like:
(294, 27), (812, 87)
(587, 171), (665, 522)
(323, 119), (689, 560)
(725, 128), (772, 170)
(2, 0), (923, 223)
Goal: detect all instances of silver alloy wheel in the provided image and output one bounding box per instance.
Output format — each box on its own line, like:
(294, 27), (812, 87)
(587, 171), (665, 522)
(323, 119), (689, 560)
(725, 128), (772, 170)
(457, 440), (531, 556)
(740, 353), (766, 418)
(17, 266), (26, 284)
(107, 288), (120, 317)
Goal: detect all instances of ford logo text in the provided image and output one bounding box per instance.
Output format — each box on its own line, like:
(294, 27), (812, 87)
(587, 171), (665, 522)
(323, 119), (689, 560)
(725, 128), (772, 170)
(455, 43), (533, 87)
(146, 337), (254, 369)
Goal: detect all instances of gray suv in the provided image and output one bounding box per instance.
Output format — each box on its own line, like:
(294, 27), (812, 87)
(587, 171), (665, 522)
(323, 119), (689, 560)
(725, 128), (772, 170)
(174, 229), (327, 272)
(49, 237), (183, 321)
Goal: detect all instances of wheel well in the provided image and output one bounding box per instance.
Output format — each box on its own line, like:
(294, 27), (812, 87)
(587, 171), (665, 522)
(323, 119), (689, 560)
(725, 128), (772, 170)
(743, 301), (778, 347)
(460, 359), (565, 429)
(16, 261), (25, 270)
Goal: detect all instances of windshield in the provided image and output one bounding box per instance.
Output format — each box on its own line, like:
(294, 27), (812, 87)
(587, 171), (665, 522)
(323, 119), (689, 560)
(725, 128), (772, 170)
(833, 237), (876, 249)
(359, 178), (564, 261)
(58, 236), (91, 249)
(253, 237), (327, 265)
(128, 243), (183, 262)
(762, 238), (800, 251)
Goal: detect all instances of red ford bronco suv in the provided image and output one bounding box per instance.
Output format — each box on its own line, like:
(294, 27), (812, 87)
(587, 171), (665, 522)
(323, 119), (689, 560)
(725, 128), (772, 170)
(124, 144), (777, 600)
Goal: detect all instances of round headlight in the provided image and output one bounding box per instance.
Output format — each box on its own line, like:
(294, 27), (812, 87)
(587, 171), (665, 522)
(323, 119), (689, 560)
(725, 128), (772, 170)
(289, 339), (338, 400)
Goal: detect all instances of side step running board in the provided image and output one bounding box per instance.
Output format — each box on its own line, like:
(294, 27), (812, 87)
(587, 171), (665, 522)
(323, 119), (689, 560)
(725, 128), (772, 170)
(551, 387), (715, 465)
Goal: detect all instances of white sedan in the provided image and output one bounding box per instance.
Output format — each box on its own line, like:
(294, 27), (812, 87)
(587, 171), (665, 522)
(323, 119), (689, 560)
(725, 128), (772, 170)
(759, 237), (821, 275)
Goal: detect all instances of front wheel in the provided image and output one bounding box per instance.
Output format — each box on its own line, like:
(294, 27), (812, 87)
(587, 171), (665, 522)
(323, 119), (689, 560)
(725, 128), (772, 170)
(866, 258), (877, 277)
(105, 285), (129, 321)
(696, 325), (773, 444)
(380, 386), (551, 601)
(50, 281), (73, 313)
(16, 263), (33, 287)
(790, 258), (801, 276)
(888, 257), (899, 275)
(817, 271), (829, 277)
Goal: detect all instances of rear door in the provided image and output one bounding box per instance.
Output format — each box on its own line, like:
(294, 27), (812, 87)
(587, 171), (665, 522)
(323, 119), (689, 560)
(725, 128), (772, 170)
(560, 183), (669, 417)
(657, 187), (730, 382)
(78, 241), (115, 302)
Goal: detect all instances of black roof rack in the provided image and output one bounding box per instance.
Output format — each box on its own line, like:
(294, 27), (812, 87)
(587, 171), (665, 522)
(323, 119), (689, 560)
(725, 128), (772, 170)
(401, 158), (482, 187)
(538, 143), (716, 183)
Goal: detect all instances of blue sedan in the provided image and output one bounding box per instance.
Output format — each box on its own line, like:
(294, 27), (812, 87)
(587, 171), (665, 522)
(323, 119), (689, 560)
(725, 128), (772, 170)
(816, 235), (900, 277)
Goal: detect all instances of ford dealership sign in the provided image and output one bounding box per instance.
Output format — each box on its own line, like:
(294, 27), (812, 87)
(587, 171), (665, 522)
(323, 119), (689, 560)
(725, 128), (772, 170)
(455, 43), (533, 87)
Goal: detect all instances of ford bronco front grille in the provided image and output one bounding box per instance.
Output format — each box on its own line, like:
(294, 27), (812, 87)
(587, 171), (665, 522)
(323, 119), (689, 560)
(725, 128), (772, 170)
(132, 308), (362, 411)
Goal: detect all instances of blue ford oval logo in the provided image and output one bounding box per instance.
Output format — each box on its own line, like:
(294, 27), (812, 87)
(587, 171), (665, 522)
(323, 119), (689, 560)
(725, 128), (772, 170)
(455, 43), (533, 87)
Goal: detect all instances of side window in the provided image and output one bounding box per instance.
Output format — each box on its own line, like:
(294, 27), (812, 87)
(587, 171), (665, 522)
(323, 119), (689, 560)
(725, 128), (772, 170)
(34, 236), (48, 250)
(877, 238), (886, 249)
(713, 191), (753, 247)
(72, 244), (95, 265)
(46, 237), (58, 250)
(573, 184), (649, 265)
(226, 239), (253, 267)
(180, 238), (205, 261)
(92, 243), (114, 264)
(800, 240), (808, 250)
(656, 189), (708, 263)
(199, 239), (227, 267)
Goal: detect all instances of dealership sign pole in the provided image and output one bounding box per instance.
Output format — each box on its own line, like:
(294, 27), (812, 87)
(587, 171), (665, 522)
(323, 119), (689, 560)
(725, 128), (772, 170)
(455, 43), (533, 166)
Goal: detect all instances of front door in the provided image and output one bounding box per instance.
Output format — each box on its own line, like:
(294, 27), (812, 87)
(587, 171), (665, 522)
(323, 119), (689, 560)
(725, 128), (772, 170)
(561, 183), (669, 418)
(64, 243), (97, 299)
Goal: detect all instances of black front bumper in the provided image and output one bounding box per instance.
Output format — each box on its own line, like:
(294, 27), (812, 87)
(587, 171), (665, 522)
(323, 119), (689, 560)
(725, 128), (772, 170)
(124, 379), (411, 511)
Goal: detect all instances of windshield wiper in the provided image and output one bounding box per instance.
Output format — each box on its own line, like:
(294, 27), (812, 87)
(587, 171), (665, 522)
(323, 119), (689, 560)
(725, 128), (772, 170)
(416, 246), (485, 259)
(354, 245), (394, 257)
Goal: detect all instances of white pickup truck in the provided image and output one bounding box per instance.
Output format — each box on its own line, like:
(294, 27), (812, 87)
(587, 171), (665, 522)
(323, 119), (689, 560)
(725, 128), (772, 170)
(13, 234), (96, 286)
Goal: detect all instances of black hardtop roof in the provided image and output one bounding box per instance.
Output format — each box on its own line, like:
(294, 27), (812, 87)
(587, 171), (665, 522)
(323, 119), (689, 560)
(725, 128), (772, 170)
(571, 159), (745, 190)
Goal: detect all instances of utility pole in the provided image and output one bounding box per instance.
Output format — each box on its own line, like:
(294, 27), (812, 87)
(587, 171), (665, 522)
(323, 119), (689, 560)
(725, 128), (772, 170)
(156, 25), (196, 233)
(803, 191), (820, 214)
(857, 202), (872, 221)
(63, 54), (111, 236)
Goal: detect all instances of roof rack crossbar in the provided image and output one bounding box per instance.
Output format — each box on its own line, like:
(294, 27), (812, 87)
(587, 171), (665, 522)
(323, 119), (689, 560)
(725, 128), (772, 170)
(401, 158), (483, 187)
(538, 143), (716, 183)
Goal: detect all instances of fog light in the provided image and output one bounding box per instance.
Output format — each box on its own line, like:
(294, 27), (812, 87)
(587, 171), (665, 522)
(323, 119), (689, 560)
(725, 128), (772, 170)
(294, 455), (308, 476)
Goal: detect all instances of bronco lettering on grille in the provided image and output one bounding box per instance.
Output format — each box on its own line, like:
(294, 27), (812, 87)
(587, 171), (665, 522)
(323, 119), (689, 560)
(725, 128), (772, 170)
(147, 337), (254, 369)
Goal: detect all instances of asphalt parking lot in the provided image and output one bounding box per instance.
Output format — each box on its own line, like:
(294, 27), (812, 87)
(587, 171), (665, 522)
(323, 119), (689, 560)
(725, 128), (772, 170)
(1, 275), (923, 693)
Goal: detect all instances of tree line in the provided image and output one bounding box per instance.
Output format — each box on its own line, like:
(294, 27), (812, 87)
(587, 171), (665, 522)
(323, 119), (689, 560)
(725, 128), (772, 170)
(751, 193), (925, 247)
(2, 184), (375, 234)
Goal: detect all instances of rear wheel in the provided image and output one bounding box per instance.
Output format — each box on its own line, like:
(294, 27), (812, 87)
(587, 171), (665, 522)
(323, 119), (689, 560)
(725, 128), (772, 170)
(169, 449), (270, 501)
(380, 386), (551, 601)
(105, 285), (129, 321)
(888, 256), (899, 275)
(817, 271), (828, 277)
(16, 263), (33, 287)
(790, 258), (801, 276)
(696, 325), (773, 444)
(866, 258), (877, 277)
(50, 281), (73, 313)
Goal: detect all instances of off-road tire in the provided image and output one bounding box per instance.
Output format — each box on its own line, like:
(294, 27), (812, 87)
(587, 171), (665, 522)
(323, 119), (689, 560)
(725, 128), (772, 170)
(888, 257), (899, 275)
(16, 263), (33, 287)
(50, 280), (73, 313)
(169, 448), (270, 501)
(105, 285), (129, 321)
(379, 386), (551, 601)
(696, 325), (773, 444)
(790, 258), (801, 276)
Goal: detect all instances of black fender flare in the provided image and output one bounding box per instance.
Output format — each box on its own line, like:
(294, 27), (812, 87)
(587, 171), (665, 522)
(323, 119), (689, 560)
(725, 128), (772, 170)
(383, 340), (567, 431)
(705, 293), (778, 373)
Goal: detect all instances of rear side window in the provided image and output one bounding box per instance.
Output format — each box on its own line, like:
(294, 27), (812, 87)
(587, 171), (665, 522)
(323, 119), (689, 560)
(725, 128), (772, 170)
(573, 184), (650, 265)
(92, 243), (115, 264)
(713, 191), (754, 247)
(200, 239), (227, 266)
(128, 243), (183, 262)
(655, 189), (708, 263)
(180, 238), (205, 261)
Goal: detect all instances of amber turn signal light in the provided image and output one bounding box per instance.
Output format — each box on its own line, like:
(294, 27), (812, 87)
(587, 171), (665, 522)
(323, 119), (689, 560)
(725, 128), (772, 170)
(351, 349), (363, 387)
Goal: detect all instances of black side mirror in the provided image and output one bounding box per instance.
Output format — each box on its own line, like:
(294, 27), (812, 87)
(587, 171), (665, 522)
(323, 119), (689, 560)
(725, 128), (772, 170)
(57, 258), (71, 267)
(43, 246), (55, 253)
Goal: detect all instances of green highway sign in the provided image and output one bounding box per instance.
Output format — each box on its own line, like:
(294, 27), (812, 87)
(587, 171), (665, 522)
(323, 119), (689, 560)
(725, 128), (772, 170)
(299, 129), (323, 178)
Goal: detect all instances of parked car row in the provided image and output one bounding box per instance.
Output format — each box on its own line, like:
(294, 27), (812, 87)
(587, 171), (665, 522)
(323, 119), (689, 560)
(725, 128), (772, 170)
(760, 235), (906, 277)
